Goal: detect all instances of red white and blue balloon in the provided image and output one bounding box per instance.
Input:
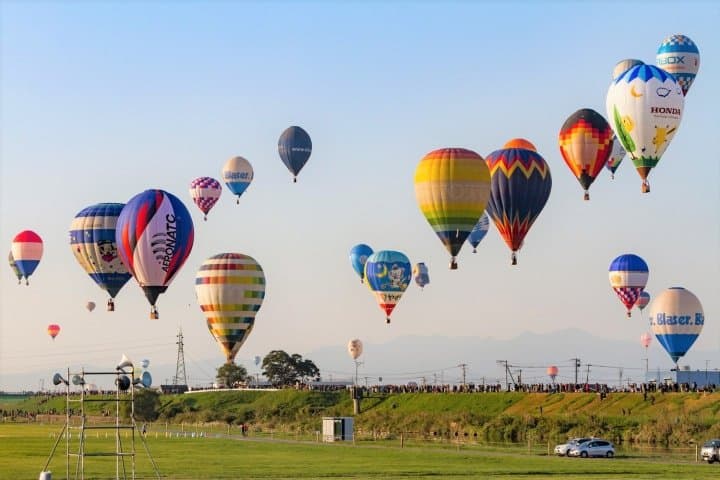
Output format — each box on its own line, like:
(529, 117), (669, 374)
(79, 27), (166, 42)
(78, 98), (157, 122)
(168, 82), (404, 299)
(608, 254), (649, 317)
(10, 230), (43, 285)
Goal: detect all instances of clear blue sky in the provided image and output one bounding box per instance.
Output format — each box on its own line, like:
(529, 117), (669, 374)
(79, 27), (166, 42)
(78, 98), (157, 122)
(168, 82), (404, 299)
(1, 1), (718, 389)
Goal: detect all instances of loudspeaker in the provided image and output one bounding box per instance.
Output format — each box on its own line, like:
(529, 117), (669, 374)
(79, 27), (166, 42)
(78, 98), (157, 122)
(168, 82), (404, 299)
(53, 373), (69, 386)
(72, 375), (85, 386)
(115, 375), (131, 391)
(117, 354), (133, 371)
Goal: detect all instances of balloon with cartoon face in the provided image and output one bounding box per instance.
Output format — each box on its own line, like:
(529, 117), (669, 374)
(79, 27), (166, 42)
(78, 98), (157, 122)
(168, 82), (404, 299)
(364, 250), (411, 324)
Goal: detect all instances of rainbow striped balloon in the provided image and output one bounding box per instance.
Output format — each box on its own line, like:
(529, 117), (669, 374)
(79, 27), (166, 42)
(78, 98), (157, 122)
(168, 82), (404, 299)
(10, 230), (43, 285)
(414, 148), (490, 269)
(195, 253), (266, 364)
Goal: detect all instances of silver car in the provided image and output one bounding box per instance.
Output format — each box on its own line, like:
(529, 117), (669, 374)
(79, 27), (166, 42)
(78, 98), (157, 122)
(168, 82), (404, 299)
(568, 439), (615, 458)
(700, 439), (720, 464)
(554, 437), (595, 456)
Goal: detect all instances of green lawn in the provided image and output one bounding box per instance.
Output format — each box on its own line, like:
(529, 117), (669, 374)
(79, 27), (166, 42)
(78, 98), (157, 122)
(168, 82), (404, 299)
(1, 424), (718, 479)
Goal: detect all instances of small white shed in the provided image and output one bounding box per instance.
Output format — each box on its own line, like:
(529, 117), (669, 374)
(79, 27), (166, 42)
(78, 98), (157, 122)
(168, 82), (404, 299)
(322, 416), (354, 442)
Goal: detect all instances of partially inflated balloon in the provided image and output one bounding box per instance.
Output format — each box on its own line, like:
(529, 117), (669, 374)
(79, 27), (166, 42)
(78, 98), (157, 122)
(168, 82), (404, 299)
(364, 250), (411, 324)
(349, 244), (374, 283)
(413, 262), (429, 289)
(222, 156), (254, 203)
(195, 253), (265, 364)
(8, 251), (22, 284)
(189, 177), (222, 220)
(608, 254), (649, 317)
(606, 136), (627, 179)
(635, 291), (650, 311)
(656, 34), (700, 96)
(559, 108), (613, 200)
(47, 324), (60, 340)
(116, 190), (195, 319)
(485, 139), (552, 265)
(650, 287), (704, 364)
(348, 339), (363, 360)
(70, 203), (132, 311)
(467, 212), (489, 253)
(606, 64), (684, 193)
(11, 230), (43, 285)
(414, 148), (490, 269)
(278, 126), (312, 182)
(612, 59), (643, 80)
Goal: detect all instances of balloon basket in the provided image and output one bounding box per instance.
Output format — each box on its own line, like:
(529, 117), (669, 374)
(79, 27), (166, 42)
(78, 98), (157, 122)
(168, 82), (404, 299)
(386, 317), (391, 324)
(642, 182), (650, 193)
(584, 191), (589, 201)
(107, 299), (115, 312)
(511, 253), (517, 266)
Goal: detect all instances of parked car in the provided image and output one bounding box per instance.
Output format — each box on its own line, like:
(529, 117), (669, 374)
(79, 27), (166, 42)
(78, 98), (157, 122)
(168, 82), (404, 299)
(568, 439), (615, 458)
(701, 439), (720, 464)
(554, 437), (595, 456)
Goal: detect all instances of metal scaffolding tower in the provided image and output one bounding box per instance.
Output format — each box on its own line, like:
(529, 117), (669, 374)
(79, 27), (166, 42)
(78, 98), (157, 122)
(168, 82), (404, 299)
(173, 328), (188, 386)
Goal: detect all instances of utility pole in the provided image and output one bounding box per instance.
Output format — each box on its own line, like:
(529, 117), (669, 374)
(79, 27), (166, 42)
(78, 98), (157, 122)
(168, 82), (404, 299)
(458, 364), (467, 387)
(585, 364), (591, 384)
(497, 360), (509, 391)
(572, 358), (581, 386)
(618, 368), (623, 388)
(174, 328), (188, 386)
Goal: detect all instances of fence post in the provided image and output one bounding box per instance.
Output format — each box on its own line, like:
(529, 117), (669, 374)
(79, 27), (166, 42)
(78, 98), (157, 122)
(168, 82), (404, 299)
(400, 432), (404, 448)
(695, 444), (698, 462)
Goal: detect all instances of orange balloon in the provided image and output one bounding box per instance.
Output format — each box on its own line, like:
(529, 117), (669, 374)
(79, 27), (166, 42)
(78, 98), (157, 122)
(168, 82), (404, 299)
(503, 138), (537, 151)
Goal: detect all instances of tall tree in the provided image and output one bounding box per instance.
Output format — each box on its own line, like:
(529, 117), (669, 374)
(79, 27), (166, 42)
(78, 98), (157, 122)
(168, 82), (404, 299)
(262, 350), (320, 386)
(216, 362), (248, 388)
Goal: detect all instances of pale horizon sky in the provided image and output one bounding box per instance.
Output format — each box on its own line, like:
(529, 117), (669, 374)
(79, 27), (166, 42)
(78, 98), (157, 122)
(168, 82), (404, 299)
(1, 2), (718, 390)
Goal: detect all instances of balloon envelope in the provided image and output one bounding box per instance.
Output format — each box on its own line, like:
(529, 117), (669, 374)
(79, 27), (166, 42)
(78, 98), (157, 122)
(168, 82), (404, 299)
(635, 291), (651, 311)
(467, 212), (490, 253)
(116, 190), (195, 318)
(547, 366), (558, 379)
(413, 262), (430, 289)
(348, 339), (363, 360)
(70, 203), (132, 302)
(656, 34), (700, 96)
(640, 332), (652, 349)
(606, 64), (684, 193)
(485, 139), (552, 264)
(8, 251), (22, 283)
(606, 136), (627, 178)
(47, 324), (60, 340)
(649, 287), (704, 363)
(189, 177), (222, 219)
(364, 250), (411, 323)
(11, 230), (43, 283)
(221, 156), (254, 200)
(612, 59), (643, 80)
(414, 148), (490, 269)
(608, 254), (649, 317)
(86, 301), (96, 312)
(349, 244), (374, 283)
(278, 126), (312, 181)
(195, 253), (266, 363)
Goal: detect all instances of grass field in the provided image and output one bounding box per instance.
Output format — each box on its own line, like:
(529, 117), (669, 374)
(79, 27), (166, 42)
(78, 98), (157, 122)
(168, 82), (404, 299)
(2, 423), (719, 479)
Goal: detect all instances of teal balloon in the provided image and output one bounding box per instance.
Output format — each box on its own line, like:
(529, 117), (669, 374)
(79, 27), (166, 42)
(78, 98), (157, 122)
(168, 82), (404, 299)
(349, 244), (373, 283)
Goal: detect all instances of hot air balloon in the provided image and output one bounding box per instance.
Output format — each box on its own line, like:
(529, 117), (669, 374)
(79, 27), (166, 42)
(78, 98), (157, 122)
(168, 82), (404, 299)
(606, 64), (684, 193)
(254, 356), (261, 367)
(635, 291), (651, 311)
(348, 339), (363, 360)
(195, 253), (265, 364)
(467, 212), (490, 253)
(414, 148), (490, 269)
(650, 287), (704, 365)
(86, 301), (96, 312)
(612, 59), (643, 80)
(189, 177), (222, 220)
(608, 254), (649, 317)
(606, 136), (627, 179)
(656, 34), (700, 96)
(640, 331), (652, 349)
(349, 244), (373, 283)
(485, 139), (552, 265)
(10, 230), (43, 285)
(278, 126), (312, 182)
(8, 251), (22, 284)
(70, 203), (133, 311)
(221, 156), (254, 204)
(413, 262), (430, 289)
(547, 365), (558, 384)
(558, 109), (613, 200)
(116, 190), (195, 319)
(364, 250), (411, 324)
(47, 324), (60, 340)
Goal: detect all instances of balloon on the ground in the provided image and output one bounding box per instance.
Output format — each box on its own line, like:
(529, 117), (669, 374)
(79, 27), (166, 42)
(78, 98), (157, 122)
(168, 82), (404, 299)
(69, 203), (132, 311)
(195, 253), (266, 364)
(656, 34), (700, 96)
(278, 126), (312, 182)
(413, 262), (430, 289)
(485, 139), (552, 265)
(364, 250), (411, 324)
(414, 148), (490, 269)
(467, 212), (490, 253)
(612, 59), (643, 80)
(608, 254), (649, 317)
(606, 136), (627, 179)
(116, 190), (195, 319)
(547, 365), (558, 382)
(649, 287), (704, 363)
(635, 291), (651, 311)
(349, 244), (374, 283)
(189, 177), (222, 220)
(222, 156), (254, 203)
(8, 251), (22, 284)
(606, 64), (684, 193)
(10, 230), (43, 285)
(86, 301), (96, 312)
(559, 108), (613, 200)
(47, 324), (60, 340)
(348, 339), (363, 360)
(640, 331), (652, 349)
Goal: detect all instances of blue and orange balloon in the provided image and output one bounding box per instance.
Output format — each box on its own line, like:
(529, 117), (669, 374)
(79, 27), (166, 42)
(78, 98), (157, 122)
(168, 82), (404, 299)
(70, 203), (133, 311)
(116, 190), (194, 319)
(10, 230), (43, 285)
(608, 254), (649, 317)
(278, 126), (312, 182)
(364, 250), (411, 324)
(485, 139), (552, 265)
(349, 244), (373, 283)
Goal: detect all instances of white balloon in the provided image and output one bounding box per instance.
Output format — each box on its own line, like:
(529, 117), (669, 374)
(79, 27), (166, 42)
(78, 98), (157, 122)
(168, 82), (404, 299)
(347, 339), (363, 360)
